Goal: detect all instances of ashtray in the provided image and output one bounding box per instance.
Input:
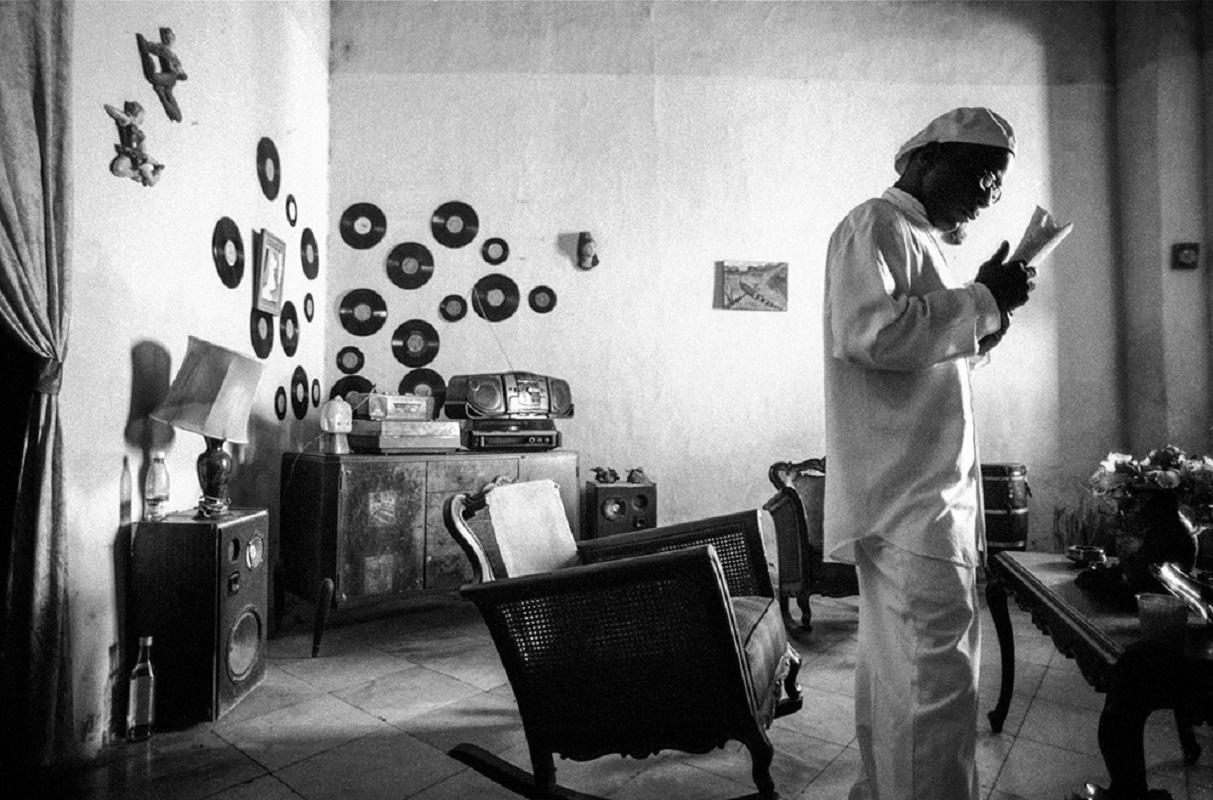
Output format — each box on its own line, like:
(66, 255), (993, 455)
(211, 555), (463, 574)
(1067, 545), (1107, 566)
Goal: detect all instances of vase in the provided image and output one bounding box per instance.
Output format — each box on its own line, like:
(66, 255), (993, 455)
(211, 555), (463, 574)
(1114, 488), (1198, 592)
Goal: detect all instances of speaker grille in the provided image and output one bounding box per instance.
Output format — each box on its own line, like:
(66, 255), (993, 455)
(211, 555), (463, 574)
(470, 378), (504, 415)
(227, 607), (262, 681)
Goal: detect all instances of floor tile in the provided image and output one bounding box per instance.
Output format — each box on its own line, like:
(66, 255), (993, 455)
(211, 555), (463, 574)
(274, 729), (463, 800)
(332, 663), (484, 726)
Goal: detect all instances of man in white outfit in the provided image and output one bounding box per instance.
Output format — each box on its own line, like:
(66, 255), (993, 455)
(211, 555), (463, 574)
(822, 107), (1036, 800)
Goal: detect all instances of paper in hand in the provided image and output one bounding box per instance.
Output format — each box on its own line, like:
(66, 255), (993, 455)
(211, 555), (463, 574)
(1009, 205), (1074, 266)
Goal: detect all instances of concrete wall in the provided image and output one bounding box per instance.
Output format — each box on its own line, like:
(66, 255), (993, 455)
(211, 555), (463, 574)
(64, 0), (330, 758)
(327, 0), (1121, 536)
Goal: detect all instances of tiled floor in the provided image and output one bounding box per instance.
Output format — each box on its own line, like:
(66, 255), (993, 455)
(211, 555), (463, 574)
(46, 592), (1213, 799)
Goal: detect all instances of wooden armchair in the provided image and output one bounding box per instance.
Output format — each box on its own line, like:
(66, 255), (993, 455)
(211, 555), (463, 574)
(443, 478), (803, 800)
(763, 457), (858, 632)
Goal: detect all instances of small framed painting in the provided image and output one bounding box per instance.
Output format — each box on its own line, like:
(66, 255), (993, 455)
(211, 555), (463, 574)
(255, 229), (287, 314)
(713, 261), (788, 311)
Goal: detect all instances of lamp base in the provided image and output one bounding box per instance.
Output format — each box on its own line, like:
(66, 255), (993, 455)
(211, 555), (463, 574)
(196, 437), (233, 517)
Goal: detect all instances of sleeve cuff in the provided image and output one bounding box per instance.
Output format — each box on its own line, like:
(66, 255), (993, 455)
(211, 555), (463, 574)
(970, 282), (1003, 338)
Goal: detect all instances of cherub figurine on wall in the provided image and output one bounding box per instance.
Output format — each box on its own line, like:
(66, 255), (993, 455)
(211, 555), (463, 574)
(104, 101), (164, 187)
(136, 27), (187, 122)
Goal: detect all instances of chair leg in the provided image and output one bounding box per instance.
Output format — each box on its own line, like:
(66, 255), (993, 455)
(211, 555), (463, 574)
(796, 590), (813, 632)
(529, 743), (557, 792)
(745, 731), (777, 800)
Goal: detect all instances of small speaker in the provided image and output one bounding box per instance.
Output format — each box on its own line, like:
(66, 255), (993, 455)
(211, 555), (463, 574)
(583, 481), (657, 539)
(548, 379), (573, 417)
(130, 509), (268, 726)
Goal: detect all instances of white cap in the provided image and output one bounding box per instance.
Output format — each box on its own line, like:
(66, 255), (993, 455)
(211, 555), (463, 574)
(894, 107), (1016, 175)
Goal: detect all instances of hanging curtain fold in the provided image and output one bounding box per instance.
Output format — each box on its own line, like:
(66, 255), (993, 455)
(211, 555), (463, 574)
(0, 0), (74, 768)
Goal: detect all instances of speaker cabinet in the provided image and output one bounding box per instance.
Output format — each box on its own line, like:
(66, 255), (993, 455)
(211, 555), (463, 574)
(130, 509), (268, 726)
(583, 481), (657, 539)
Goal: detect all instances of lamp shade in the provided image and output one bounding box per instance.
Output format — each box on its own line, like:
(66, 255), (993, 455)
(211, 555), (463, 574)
(151, 337), (263, 443)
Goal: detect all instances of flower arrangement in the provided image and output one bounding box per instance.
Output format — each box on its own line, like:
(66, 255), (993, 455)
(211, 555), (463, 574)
(1088, 445), (1213, 531)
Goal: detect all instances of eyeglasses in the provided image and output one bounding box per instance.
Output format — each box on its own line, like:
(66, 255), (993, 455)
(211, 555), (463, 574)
(979, 171), (1002, 204)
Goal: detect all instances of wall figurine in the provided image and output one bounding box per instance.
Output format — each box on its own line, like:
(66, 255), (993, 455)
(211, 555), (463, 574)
(136, 27), (187, 122)
(577, 232), (599, 270)
(104, 101), (164, 187)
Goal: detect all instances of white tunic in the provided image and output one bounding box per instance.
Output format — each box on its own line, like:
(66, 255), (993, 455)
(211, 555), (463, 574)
(823, 188), (1001, 567)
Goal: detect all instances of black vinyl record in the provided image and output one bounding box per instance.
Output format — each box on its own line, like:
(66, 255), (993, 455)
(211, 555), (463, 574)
(279, 301), (300, 356)
(211, 217), (245, 289)
(386, 242), (435, 290)
(256, 137), (280, 201)
(300, 227), (319, 280)
(290, 366), (309, 420)
(391, 319), (440, 368)
(303, 293), (315, 322)
(481, 237), (509, 265)
(340, 203), (387, 250)
(274, 386), (288, 420)
(338, 288), (387, 336)
(528, 285), (557, 314)
(398, 368), (446, 419)
(311, 378), (321, 408)
(336, 346), (365, 375)
(330, 374), (373, 401)
(472, 273), (520, 322)
(431, 201), (479, 248)
(285, 194), (298, 227)
(439, 294), (468, 322)
(250, 308), (274, 358)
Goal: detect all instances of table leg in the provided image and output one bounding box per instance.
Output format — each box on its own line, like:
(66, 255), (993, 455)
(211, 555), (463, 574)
(1096, 642), (1186, 800)
(985, 564), (1015, 733)
(311, 577), (334, 658)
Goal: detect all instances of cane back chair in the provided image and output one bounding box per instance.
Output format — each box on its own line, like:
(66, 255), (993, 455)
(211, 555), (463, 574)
(763, 457), (858, 632)
(443, 478), (804, 800)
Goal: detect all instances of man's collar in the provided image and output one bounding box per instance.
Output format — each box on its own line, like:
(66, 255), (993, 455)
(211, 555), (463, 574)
(882, 187), (931, 228)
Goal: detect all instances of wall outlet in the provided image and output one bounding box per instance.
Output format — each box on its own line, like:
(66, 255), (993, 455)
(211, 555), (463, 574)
(1172, 242), (1200, 270)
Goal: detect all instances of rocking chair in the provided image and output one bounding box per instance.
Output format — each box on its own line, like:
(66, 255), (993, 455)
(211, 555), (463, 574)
(443, 478), (804, 800)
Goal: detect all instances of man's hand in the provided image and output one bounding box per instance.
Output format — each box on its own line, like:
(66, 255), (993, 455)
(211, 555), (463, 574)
(975, 241), (1036, 314)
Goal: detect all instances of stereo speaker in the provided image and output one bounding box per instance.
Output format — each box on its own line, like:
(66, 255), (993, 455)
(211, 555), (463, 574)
(583, 481), (657, 539)
(130, 509), (268, 726)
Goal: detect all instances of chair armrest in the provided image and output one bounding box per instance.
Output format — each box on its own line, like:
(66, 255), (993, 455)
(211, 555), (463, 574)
(577, 509), (774, 599)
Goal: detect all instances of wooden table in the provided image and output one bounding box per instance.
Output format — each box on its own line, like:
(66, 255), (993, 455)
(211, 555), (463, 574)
(986, 551), (1213, 799)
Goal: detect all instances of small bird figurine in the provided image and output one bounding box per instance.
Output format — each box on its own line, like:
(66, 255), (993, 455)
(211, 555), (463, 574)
(591, 466), (619, 484)
(626, 468), (650, 484)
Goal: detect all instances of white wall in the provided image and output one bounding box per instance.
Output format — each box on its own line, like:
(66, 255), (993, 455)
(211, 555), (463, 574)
(64, 0), (330, 758)
(328, 0), (1120, 531)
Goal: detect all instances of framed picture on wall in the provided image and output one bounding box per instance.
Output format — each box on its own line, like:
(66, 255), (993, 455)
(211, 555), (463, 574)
(255, 229), (287, 315)
(713, 260), (788, 311)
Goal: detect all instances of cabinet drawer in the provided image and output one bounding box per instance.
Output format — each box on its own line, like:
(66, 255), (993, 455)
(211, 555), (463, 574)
(426, 458), (519, 493)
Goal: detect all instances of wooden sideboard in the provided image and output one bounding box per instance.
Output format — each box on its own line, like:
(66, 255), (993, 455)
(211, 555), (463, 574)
(278, 450), (579, 612)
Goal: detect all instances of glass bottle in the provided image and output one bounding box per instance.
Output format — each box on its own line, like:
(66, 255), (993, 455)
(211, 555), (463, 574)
(126, 635), (155, 742)
(144, 453), (170, 520)
(120, 455), (133, 526)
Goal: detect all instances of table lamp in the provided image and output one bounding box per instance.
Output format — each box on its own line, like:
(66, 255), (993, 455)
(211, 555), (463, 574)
(151, 336), (264, 517)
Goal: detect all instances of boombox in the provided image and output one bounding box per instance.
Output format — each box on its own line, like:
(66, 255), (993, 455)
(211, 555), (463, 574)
(445, 372), (573, 419)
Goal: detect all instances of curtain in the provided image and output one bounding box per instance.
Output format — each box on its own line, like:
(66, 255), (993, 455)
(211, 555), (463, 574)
(0, 0), (74, 768)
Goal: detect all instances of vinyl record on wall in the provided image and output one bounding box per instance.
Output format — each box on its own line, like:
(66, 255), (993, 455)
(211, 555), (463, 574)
(279, 301), (300, 356)
(335, 346), (365, 375)
(398, 368), (446, 419)
(274, 386), (288, 420)
(430, 201), (479, 248)
(339, 203), (387, 250)
(330, 374), (373, 401)
(256, 137), (281, 201)
(300, 228), (319, 279)
(303, 293), (315, 322)
(528, 285), (557, 314)
(439, 294), (467, 322)
(250, 309), (274, 358)
(391, 320), (439, 368)
(338, 288), (387, 336)
(285, 194), (298, 227)
(211, 217), (245, 289)
(290, 366), (309, 420)
(481, 237), (509, 265)
(471, 273), (520, 322)
(311, 378), (321, 408)
(386, 242), (435, 290)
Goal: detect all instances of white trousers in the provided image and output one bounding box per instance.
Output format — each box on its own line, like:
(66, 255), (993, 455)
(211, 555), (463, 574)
(849, 539), (981, 800)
